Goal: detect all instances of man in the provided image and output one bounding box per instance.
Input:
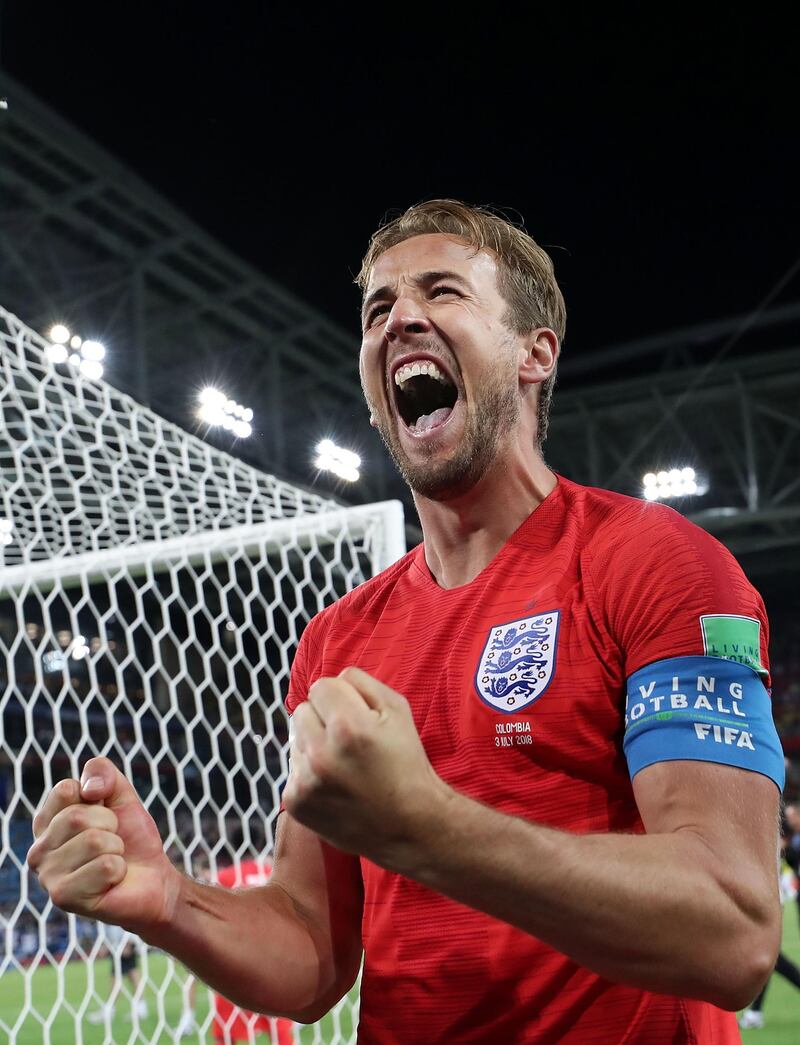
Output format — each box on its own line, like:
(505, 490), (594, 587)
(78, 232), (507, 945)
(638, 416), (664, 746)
(27, 200), (784, 1043)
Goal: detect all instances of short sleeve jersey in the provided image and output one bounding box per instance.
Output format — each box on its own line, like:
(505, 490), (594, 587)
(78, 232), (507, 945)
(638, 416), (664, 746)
(286, 476), (777, 1044)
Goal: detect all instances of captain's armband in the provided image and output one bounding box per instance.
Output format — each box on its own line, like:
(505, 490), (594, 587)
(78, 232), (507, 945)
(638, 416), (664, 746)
(623, 655), (784, 790)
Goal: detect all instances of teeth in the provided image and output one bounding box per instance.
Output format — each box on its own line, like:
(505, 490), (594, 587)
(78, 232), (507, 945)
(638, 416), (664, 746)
(393, 361), (451, 387)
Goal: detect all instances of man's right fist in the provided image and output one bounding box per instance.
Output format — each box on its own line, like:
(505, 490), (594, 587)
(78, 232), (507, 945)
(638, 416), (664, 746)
(27, 756), (178, 935)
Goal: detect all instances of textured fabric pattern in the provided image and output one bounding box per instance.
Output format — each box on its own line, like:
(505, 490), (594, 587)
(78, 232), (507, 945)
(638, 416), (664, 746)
(287, 477), (764, 1043)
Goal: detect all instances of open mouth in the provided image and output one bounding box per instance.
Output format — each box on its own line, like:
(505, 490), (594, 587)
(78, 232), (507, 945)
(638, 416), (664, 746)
(393, 359), (459, 434)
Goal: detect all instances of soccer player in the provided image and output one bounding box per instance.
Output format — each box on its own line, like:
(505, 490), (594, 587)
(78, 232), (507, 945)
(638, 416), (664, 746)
(28, 200), (784, 1043)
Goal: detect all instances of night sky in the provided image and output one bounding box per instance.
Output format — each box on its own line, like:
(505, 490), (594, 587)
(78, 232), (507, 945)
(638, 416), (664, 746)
(2, 4), (798, 368)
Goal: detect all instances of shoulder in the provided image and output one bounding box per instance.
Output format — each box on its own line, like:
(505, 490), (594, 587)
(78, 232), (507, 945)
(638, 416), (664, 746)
(305, 544), (421, 636)
(286, 546), (420, 712)
(562, 477), (738, 579)
(559, 482), (768, 677)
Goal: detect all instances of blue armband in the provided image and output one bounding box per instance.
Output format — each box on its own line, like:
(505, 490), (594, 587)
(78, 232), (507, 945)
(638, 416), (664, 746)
(623, 655), (784, 790)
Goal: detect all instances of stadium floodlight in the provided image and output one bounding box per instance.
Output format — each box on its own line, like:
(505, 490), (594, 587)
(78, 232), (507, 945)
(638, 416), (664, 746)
(79, 358), (104, 381)
(81, 339), (106, 361)
(642, 465), (702, 501)
(197, 387), (253, 436)
(44, 327), (105, 378)
(49, 324), (70, 344)
(314, 439), (361, 482)
(46, 342), (69, 364)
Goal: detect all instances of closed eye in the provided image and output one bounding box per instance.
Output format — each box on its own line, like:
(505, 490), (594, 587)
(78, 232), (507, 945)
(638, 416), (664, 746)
(431, 285), (461, 299)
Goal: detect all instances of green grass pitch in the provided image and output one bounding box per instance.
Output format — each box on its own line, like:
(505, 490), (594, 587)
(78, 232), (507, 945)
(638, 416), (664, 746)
(738, 902), (800, 1043)
(1, 910), (798, 1043)
(0, 949), (357, 1043)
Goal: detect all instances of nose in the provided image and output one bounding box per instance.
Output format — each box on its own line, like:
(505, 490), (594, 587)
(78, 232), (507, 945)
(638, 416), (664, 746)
(384, 294), (432, 342)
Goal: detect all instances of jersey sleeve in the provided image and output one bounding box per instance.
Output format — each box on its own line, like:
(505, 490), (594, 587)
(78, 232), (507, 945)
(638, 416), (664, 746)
(285, 611), (326, 716)
(590, 501), (770, 680)
(588, 501), (783, 789)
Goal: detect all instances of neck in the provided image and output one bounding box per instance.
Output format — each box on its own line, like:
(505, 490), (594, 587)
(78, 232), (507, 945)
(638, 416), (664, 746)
(414, 448), (557, 589)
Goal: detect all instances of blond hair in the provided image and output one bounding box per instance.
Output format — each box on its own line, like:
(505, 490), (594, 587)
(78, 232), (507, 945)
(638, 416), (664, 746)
(357, 199), (566, 446)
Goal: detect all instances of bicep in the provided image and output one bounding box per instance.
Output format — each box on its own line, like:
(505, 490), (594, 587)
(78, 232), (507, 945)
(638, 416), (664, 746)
(269, 810), (364, 997)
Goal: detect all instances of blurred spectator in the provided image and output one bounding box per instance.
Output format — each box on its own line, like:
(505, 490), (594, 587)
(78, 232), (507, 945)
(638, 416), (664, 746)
(87, 924), (148, 1024)
(739, 821), (800, 1030)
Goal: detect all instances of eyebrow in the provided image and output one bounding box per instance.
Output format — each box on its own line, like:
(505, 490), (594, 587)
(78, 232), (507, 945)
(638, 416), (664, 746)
(361, 270), (472, 325)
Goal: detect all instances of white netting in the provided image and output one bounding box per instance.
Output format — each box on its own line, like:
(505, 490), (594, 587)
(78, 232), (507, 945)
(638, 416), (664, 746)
(0, 305), (339, 568)
(0, 307), (405, 1044)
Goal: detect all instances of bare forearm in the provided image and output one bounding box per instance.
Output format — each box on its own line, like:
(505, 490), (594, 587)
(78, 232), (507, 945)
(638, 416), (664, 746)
(140, 875), (339, 1020)
(391, 787), (778, 1008)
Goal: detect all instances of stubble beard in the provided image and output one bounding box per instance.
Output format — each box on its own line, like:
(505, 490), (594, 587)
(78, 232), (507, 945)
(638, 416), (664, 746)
(371, 358), (520, 502)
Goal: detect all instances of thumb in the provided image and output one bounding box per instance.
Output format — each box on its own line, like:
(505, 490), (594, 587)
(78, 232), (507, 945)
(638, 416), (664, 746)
(80, 757), (139, 809)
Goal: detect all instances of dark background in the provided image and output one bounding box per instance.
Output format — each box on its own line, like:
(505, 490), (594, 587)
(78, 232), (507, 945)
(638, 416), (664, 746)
(2, 3), (798, 357)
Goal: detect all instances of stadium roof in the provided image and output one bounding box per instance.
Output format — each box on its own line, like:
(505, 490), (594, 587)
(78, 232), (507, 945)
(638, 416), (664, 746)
(2, 70), (799, 574)
(0, 72), (402, 508)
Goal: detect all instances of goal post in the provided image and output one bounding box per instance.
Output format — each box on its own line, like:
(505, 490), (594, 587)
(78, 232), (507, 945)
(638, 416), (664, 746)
(0, 305), (406, 1044)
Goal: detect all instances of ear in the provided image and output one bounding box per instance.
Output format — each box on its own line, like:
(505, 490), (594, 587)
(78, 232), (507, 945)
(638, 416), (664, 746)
(518, 328), (560, 387)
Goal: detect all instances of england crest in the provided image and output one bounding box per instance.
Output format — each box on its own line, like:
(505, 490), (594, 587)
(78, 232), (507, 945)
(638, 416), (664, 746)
(475, 612), (560, 713)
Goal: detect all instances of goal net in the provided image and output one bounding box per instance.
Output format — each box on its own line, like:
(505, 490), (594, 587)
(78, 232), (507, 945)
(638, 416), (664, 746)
(0, 306), (405, 1044)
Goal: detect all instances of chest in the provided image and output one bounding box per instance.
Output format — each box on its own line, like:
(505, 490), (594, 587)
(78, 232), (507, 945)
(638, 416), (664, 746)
(322, 550), (637, 829)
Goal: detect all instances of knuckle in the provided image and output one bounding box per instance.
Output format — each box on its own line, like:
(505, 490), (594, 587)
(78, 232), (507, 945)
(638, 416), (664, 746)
(84, 828), (106, 855)
(330, 716), (358, 751)
(97, 852), (121, 879)
(66, 807), (86, 833)
(338, 666), (359, 684)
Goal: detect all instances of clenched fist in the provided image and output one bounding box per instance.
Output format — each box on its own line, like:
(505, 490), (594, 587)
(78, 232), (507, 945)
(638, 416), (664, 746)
(27, 757), (179, 936)
(283, 667), (452, 871)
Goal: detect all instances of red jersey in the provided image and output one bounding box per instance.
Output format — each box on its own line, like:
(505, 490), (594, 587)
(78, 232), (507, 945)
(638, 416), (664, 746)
(286, 476), (767, 1043)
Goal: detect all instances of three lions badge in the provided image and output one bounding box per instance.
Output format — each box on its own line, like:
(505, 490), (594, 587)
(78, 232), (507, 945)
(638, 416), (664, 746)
(475, 612), (560, 713)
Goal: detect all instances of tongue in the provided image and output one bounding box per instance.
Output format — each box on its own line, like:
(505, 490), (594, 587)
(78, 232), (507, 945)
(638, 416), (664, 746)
(413, 407), (452, 433)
